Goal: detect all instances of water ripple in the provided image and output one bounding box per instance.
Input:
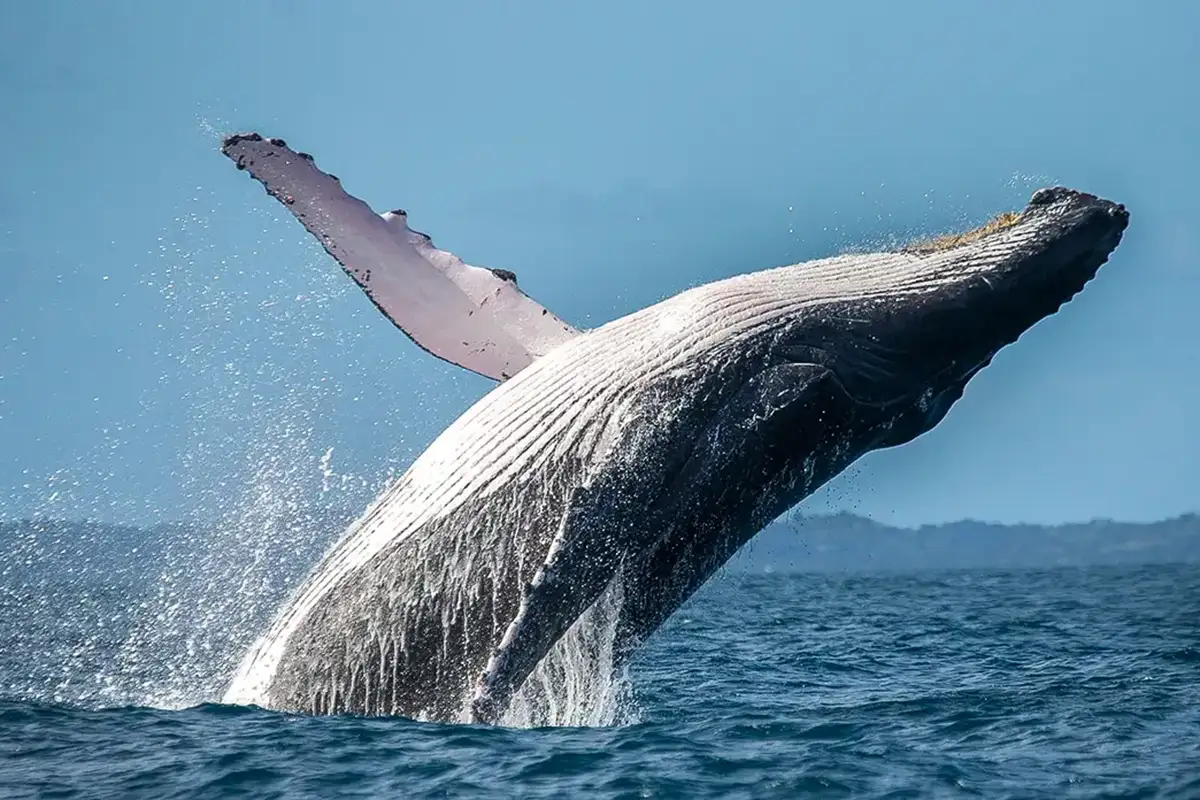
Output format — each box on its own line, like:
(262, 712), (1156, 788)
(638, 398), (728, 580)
(1, 564), (1198, 798)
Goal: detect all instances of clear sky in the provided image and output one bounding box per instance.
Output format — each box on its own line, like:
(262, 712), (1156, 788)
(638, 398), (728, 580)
(0, 1), (1196, 528)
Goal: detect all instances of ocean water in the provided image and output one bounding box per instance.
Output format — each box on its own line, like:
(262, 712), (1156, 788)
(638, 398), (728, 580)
(2, 563), (1198, 799)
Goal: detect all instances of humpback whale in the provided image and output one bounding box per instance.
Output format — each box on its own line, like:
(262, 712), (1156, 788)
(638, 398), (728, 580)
(217, 133), (1128, 724)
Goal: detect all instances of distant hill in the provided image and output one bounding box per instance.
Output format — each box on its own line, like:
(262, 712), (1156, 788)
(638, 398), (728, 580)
(2, 512), (1198, 588)
(729, 512), (1200, 574)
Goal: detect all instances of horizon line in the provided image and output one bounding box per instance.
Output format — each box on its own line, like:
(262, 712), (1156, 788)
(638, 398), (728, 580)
(2, 510), (1198, 531)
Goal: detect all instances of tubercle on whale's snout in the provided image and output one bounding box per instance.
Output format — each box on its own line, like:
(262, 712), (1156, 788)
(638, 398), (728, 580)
(1022, 187), (1129, 241)
(1027, 186), (1128, 220)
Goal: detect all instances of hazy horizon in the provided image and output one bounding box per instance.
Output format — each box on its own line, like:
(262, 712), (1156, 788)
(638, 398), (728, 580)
(4, 508), (1198, 532)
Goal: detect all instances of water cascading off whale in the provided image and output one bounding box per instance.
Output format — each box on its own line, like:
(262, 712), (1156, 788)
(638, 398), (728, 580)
(216, 133), (1128, 724)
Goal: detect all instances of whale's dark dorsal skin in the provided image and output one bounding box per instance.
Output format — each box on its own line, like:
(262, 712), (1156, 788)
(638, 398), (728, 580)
(217, 136), (1128, 724)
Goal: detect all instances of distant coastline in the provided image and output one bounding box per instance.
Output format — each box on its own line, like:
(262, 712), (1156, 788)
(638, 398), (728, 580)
(731, 512), (1200, 573)
(2, 512), (1198, 584)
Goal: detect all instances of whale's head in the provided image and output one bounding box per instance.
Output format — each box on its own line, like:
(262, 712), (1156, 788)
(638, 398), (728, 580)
(660, 187), (1129, 535)
(764, 187), (1129, 452)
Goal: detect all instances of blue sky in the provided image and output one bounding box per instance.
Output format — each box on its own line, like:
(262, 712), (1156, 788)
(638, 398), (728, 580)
(0, 1), (1196, 527)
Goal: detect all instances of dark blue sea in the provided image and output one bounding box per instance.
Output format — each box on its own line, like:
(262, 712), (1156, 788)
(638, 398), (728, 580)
(3, 563), (1198, 799)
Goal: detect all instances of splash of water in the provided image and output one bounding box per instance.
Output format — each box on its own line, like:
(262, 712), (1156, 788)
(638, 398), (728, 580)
(502, 575), (638, 728)
(106, 430), (342, 709)
(98, 166), (428, 709)
(1, 135), (399, 708)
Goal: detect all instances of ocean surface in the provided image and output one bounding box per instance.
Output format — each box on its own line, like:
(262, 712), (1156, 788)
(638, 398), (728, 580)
(2, 562), (1198, 799)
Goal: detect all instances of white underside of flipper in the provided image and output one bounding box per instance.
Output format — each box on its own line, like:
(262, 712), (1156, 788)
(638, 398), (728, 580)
(220, 133), (579, 381)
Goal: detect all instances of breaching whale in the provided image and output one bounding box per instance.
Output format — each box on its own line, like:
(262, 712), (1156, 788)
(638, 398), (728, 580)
(217, 133), (1128, 724)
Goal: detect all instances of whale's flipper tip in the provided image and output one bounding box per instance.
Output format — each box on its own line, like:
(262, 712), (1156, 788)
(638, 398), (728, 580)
(219, 132), (581, 381)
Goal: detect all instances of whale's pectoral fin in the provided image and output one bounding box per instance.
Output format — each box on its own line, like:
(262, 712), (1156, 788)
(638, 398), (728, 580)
(220, 133), (580, 381)
(469, 485), (629, 724)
